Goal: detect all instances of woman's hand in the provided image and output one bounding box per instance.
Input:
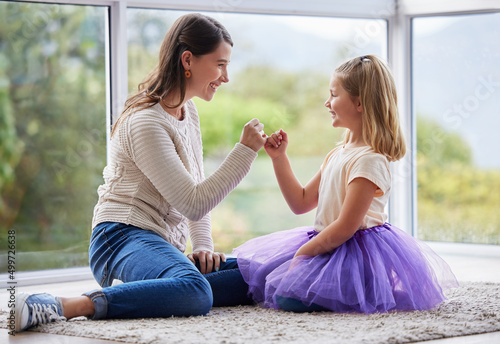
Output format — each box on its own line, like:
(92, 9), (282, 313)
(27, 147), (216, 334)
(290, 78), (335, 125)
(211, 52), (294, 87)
(264, 129), (288, 160)
(239, 118), (267, 152)
(187, 250), (227, 274)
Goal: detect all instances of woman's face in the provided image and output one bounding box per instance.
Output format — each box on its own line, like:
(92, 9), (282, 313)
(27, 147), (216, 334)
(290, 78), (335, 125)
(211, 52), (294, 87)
(186, 41), (232, 102)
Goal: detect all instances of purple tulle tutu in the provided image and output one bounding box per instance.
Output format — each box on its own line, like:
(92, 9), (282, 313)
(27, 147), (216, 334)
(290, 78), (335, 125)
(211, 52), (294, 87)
(233, 223), (458, 313)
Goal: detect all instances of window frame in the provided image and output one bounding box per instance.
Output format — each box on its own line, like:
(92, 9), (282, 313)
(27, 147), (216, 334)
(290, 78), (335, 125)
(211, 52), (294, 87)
(2, 0), (499, 286)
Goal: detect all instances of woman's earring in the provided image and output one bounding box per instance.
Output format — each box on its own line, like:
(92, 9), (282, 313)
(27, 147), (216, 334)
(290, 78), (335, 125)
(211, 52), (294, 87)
(185, 70), (191, 78)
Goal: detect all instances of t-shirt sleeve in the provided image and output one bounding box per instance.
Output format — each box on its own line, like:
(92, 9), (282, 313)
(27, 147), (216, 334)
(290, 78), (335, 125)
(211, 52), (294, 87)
(347, 154), (391, 197)
(321, 147), (341, 172)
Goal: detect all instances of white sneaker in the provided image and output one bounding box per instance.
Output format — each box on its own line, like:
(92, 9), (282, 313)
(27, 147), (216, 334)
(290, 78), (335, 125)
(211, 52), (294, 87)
(15, 293), (66, 332)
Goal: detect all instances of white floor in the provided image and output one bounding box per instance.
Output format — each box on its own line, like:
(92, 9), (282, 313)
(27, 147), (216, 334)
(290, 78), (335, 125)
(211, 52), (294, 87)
(2, 242), (500, 343)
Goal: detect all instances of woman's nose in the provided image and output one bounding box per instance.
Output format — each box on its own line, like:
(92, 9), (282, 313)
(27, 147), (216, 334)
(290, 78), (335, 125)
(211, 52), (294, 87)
(221, 71), (229, 83)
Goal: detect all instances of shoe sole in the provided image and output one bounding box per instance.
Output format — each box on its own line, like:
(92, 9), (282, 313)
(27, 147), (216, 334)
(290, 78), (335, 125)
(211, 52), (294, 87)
(14, 292), (31, 333)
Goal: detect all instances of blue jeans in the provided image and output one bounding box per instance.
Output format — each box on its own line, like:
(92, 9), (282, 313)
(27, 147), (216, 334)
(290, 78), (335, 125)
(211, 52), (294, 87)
(84, 222), (252, 319)
(275, 295), (327, 313)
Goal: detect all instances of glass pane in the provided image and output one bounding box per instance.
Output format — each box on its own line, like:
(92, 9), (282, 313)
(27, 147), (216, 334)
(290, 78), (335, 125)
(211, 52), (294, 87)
(127, 9), (387, 253)
(0, 2), (107, 271)
(413, 13), (500, 244)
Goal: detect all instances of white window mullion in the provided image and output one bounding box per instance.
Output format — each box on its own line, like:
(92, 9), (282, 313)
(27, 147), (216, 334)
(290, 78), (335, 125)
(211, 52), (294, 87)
(387, 8), (415, 235)
(399, 0), (500, 16)
(109, 0), (128, 138)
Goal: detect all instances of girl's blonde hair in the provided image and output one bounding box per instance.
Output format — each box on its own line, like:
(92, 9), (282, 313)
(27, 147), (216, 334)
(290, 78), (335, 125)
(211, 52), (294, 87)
(111, 13), (233, 137)
(335, 55), (406, 162)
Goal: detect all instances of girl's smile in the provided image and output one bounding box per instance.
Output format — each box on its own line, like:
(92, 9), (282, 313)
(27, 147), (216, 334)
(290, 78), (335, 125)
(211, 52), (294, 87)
(324, 76), (362, 132)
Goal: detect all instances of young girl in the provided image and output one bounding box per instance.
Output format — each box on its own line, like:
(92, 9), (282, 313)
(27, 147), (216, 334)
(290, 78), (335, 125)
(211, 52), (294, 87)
(233, 55), (458, 313)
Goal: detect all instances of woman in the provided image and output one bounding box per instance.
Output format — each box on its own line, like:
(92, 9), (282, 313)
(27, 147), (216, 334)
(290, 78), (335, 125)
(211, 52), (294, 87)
(15, 13), (265, 331)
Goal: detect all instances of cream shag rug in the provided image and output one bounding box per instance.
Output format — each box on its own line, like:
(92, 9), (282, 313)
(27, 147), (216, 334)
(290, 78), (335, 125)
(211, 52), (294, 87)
(2, 282), (500, 344)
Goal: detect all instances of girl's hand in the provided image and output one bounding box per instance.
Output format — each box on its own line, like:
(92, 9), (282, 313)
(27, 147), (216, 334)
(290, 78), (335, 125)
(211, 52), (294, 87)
(293, 245), (308, 258)
(239, 118), (267, 152)
(264, 129), (288, 160)
(289, 254), (308, 270)
(187, 251), (227, 274)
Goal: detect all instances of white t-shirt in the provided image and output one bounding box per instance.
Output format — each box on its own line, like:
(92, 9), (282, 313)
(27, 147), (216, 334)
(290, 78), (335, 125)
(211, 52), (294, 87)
(313, 145), (391, 232)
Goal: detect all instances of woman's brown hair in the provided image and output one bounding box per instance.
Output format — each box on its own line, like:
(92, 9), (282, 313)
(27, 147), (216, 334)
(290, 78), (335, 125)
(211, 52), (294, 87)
(111, 13), (233, 136)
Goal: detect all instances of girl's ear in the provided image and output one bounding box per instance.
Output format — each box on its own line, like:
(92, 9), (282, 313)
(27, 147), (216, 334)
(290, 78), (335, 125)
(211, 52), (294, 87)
(354, 96), (363, 113)
(181, 50), (193, 71)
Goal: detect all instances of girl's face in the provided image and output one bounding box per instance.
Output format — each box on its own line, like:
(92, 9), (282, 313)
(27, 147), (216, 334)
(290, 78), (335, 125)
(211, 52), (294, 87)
(324, 75), (362, 131)
(186, 41), (232, 102)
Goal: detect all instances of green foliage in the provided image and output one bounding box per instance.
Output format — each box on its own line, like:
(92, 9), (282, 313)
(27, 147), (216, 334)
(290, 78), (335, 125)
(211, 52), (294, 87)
(127, 11), (169, 93)
(0, 55), (23, 202)
(0, 3), (107, 270)
(195, 92), (290, 155)
(416, 116), (472, 166)
(416, 116), (500, 244)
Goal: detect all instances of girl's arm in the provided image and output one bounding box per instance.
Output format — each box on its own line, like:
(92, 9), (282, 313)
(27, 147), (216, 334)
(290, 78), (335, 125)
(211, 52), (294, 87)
(265, 130), (321, 214)
(294, 177), (378, 257)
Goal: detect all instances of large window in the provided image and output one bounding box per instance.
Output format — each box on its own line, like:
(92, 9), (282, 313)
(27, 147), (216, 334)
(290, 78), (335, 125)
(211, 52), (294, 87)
(127, 9), (387, 253)
(2, 0), (498, 278)
(413, 13), (500, 244)
(0, 1), (107, 272)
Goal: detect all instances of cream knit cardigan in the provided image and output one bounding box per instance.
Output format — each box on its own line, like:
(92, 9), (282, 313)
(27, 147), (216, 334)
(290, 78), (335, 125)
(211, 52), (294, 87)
(92, 100), (258, 253)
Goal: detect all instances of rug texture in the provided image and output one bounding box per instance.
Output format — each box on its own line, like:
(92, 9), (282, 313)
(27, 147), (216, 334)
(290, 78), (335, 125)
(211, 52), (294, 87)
(2, 282), (500, 344)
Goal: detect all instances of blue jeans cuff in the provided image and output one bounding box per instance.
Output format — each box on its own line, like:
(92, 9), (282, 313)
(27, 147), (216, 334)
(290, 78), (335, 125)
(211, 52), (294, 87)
(83, 289), (108, 320)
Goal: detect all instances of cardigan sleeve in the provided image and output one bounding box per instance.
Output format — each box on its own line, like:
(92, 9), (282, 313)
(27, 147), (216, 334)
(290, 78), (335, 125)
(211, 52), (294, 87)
(188, 213), (214, 253)
(121, 111), (258, 222)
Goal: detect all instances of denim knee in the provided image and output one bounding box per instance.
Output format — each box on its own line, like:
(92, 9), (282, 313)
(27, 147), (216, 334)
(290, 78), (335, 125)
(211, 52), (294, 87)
(186, 275), (213, 316)
(276, 295), (302, 312)
(276, 295), (326, 313)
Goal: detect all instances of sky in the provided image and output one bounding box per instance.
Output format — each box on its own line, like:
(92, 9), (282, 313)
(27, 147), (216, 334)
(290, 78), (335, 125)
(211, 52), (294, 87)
(412, 13), (500, 168)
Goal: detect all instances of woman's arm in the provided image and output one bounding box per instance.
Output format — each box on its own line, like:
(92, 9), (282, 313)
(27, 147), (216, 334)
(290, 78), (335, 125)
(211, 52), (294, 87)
(265, 130), (321, 214)
(125, 113), (264, 222)
(294, 177), (378, 257)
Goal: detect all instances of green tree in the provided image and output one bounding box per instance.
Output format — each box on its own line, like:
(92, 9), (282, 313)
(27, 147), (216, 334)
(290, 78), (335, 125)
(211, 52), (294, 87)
(416, 115), (472, 166)
(0, 55), (23, 209)
(195, 92), (290, 156)
(127, 10), (170, 93)
(416, 115), (500, 244)
(0, 2), (107, 270)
